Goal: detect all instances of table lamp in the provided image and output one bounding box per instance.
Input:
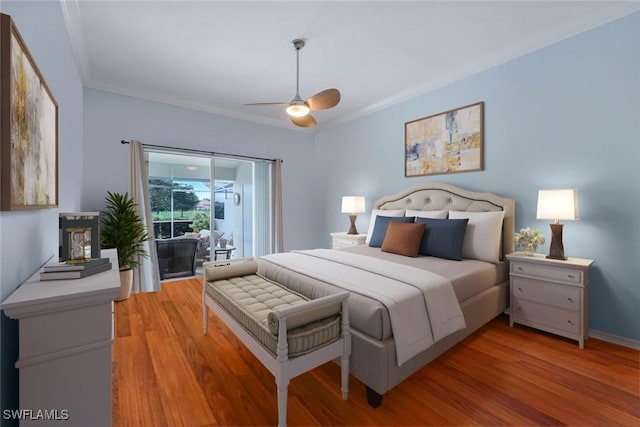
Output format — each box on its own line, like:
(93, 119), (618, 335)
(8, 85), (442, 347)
(341, 196), (366, 235)
(536, 189), (579, 260)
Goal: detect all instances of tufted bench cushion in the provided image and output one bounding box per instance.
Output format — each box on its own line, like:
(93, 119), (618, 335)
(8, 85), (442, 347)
(205, 268), (341, 358)
(204, 259), (350, 426)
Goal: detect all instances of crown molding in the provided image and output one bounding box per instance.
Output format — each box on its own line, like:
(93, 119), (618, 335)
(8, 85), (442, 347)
(59, 0), (90, 82)
(84, 81), (316, 134)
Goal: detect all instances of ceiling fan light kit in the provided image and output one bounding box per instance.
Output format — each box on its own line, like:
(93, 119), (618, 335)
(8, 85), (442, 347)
(246, 38), (341, 128)
(286, 101), (310, 117)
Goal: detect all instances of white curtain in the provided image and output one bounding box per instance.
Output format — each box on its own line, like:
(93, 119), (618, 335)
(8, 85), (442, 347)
(129, 140), (161, 293)
(272, 159), (284, 253)
(253, 161), (270, 257)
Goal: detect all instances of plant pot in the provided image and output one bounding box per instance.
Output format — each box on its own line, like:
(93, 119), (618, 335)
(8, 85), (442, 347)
(117, 269), (134, 301)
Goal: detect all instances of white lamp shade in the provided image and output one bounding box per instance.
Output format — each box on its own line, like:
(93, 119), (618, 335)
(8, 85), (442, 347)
(536, 189), (579, 221)
(341, 196), (366, 214)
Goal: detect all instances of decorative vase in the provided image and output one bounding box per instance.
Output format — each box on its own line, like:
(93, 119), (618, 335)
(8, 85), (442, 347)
(523, 244), (538, 256)
(117, 269), (134, 301)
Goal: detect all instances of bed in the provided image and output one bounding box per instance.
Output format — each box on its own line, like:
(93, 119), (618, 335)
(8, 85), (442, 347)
(257, 182), (515, 407)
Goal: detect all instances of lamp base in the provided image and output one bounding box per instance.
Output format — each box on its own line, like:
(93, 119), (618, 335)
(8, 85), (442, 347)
(347, 214), (359, 235)
(546, 223), (567, 260)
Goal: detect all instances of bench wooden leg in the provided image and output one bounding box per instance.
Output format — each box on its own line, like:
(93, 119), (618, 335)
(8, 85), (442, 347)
(203, 301), (209, 333)
(341, 354), (349, 400)
(276, 380), (288, 427)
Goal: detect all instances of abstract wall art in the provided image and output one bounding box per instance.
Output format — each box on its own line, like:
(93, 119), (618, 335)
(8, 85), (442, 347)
(1, 13), (58, 211)
(405, 102), (483, 177)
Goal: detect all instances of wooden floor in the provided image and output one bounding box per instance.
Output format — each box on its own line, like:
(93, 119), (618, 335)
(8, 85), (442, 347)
(113, 278), (640, 426)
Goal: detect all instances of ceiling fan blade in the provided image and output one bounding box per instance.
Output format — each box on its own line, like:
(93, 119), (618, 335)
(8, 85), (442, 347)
(244, 102), (289, 106)
(307, 88), (340, 111)
(290, 114), (317, 128)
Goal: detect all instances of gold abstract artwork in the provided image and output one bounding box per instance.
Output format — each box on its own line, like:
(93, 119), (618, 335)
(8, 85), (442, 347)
(1, 13), (58, 210)
(405, 102), (483, 177)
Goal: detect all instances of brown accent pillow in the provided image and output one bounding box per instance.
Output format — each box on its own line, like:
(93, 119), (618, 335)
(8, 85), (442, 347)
(381, 221), (426, 257)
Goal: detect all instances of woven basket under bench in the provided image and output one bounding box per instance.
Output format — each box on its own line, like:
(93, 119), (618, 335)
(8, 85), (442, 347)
(203, 258), (351, 427)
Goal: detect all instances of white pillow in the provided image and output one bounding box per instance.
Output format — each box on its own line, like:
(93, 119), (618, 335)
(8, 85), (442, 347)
(366, 209), (405, 244)
(405, 209), (448, 219)
(448, 210), (505, 263)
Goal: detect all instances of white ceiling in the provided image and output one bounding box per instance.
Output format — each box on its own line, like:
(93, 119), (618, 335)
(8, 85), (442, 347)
(61, 1), (640, 131)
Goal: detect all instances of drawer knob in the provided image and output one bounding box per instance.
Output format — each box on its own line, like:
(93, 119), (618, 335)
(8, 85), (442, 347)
(517, 287), (523, 292)
(568, 320), (574, 325)
(567, 274), (574, 278)
(567, 297), (574, 303)
(517, 267), (523, 272)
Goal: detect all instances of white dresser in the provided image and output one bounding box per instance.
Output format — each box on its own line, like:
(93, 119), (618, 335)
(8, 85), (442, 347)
(330, 232), (367, 249)
(506, 252), (594, 348)
(1, 249), (120, 426)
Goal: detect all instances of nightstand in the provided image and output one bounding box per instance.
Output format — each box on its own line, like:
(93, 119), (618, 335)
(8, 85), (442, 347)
(506, 252), (594, 348)
(330, 232), (367, 249)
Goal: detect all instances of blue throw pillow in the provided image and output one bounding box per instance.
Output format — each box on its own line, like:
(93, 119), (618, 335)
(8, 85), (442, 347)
(369, 216), (415, 247)
(415, 218), (469, 260)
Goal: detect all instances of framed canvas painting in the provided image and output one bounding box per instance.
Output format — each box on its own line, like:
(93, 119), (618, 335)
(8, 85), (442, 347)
(405, 102), (483, 177)
(0, 13), (58, 211)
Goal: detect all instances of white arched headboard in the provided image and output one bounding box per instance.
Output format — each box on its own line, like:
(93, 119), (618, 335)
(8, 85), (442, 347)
(374, 182), (515, 258)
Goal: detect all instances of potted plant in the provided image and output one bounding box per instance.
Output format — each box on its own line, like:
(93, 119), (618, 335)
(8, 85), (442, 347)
(101, 191), (150, 300)
(514, 227), (546, 256)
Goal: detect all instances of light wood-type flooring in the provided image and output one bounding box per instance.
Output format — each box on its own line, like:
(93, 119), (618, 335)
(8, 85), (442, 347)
(112, 277), (639, 426)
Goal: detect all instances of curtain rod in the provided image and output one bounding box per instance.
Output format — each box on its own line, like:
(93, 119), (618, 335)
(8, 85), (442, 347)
(120, 140), (279, 163)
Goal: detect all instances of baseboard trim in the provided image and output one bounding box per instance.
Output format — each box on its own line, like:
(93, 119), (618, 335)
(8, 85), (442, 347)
(589, 329), (640, 350)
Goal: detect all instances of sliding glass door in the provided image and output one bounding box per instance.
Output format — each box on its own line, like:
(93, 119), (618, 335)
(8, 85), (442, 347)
(147, 150), (274, 259)
(148, 152), (211, 239)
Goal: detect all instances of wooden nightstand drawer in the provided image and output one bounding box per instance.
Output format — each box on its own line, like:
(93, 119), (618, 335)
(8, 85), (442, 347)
(511, 277), (580, 311)
(333, 237), (362, 247)
(512, 298), (580, 334)
(511, 261), (583, 285)
(330, 232), (367, 249)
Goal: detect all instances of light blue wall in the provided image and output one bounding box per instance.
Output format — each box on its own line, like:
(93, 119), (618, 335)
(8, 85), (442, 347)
(314, 12), (640, 341)
(0, 1), (84, 422)
(82, 89), (317, 251)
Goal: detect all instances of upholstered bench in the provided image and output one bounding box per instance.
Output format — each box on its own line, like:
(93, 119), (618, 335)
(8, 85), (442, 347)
(203, 258), (350, 427)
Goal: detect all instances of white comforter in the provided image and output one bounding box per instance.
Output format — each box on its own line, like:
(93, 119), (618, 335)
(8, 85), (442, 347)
(261, 249), (466, 365)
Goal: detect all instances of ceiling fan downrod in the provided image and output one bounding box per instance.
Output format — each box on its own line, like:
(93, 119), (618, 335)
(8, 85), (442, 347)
(292, 38), (305, 99)
(286, 39), (310, 117)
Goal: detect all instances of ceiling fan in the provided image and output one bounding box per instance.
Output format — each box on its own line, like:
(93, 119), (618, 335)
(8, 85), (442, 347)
(246, 39), (340, 128)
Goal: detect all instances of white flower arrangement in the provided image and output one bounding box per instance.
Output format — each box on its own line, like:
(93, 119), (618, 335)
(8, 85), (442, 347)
(514, 227), (546, 255)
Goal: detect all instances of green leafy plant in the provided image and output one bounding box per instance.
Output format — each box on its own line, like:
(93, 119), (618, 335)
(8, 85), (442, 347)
(192, 211), (211, 232)
(101, 191), (150, 270)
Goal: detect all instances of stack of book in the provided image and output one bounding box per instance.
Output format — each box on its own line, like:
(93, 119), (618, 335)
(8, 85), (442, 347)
(40, 257), (112, 281)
